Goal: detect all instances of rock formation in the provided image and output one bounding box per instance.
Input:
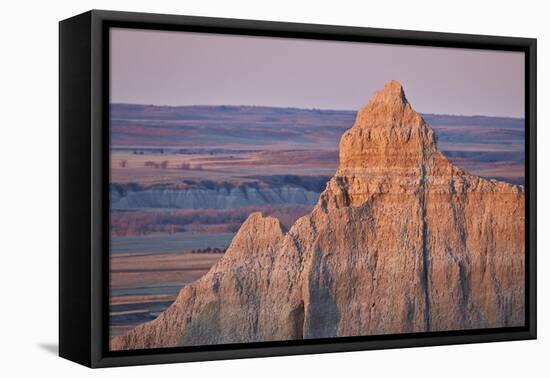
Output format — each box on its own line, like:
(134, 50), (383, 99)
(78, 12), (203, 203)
(111, 80), (525, 350)
(110, 182), (321, 210)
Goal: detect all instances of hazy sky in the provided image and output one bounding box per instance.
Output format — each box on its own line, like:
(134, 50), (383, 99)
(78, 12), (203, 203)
(110, 28), (525, 118)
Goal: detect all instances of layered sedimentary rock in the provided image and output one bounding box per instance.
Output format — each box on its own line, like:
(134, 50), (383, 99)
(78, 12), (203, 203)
(111, 81), (524, 350)
(111, 183), (321, 210)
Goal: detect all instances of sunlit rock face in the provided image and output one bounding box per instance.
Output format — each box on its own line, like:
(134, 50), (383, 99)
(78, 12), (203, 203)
(111, 81), (524, 350)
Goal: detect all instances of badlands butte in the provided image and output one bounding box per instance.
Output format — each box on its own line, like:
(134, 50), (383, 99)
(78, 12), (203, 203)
(111, 80), (525, 350)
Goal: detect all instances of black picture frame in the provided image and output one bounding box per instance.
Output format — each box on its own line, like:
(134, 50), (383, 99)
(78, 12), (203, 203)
(59, 9), (537, 368)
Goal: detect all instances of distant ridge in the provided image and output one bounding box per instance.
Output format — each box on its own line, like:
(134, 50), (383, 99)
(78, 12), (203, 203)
(111, 102), (525, 121)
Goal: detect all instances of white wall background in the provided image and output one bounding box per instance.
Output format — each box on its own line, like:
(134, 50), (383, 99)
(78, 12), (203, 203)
(0, 0), (547, 376)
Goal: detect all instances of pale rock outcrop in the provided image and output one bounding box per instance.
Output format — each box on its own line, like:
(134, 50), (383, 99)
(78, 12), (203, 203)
(111, 80), (524, 350)
(111, 185), (320, 210)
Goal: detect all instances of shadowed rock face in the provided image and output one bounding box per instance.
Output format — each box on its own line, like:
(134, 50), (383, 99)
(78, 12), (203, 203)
(111, 81), (525, 350)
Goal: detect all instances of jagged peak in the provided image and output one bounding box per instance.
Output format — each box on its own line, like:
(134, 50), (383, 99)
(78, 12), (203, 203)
(316, 81), (522, 212)
(338, 81), (436, 168)
(222, 212), (284, 259)
(353, 80), (423, 131)
(372, 80), (407, 104)
(234, 212), (285, 241)
(240, 211), (282, 229)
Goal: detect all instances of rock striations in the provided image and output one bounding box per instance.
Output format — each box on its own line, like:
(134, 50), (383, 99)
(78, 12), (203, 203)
(111, 81), (525, 350)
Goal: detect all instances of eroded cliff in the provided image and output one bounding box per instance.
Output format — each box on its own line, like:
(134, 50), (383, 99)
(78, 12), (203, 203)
(111, 80), (524, 350)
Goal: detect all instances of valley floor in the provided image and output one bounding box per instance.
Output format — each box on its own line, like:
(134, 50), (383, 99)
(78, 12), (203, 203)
(109, 234), (228, 336)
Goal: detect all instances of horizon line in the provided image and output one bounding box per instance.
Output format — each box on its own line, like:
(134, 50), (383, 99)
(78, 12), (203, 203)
(110, 102), (525, 120)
